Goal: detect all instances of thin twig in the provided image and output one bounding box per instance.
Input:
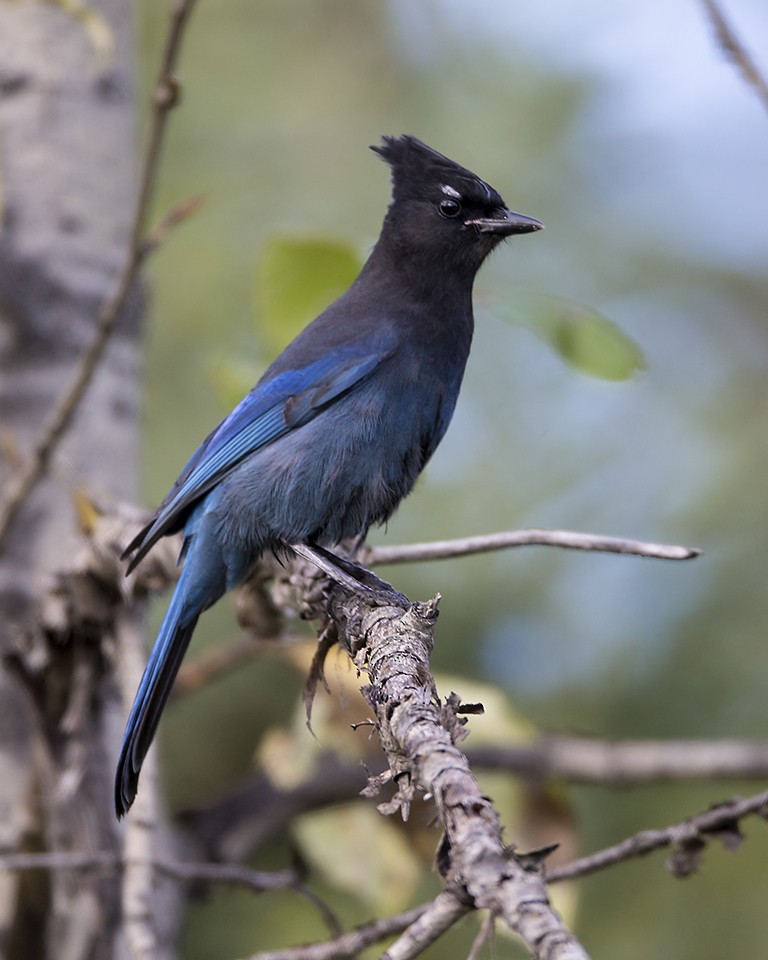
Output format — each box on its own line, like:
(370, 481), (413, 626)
(0, 845), (343, 935)
(153, 860), (298, 893)
(365, 529), (700, 566)
(700, 0), (768, 113)
(466, 912), (495, 960)
(382, 891), (471, 960)
(0, 850), (295, 891)
(0, 851), (118, 872)
(174, 630), (305, 698)
(141, 193), (206, 257)
(0, 0), (199, 548)
(245, 904), (431, 960)
(546, 789), (768, 883)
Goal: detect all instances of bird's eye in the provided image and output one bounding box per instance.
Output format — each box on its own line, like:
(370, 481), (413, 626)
(438, 198), (462, 218)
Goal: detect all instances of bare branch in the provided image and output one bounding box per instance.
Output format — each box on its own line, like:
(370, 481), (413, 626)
(245, 903), (433, 960)
(154, 860), (298, 893)
(183, 735), (768, 870)
(0, 0), (199, 548)
(365, 529), (700, 566)
(700, 0), (768, 113)
(0, 851), (119, 872)
(382, 891), (471, 960)
(0, 842), (345, 938)
(547, 789), (768, 883)
(153, 860), (340, 932)
(117, 517), (699, 592)
(466, 912), (496, 960)
(0, 846), (462, 959)
(140, 194), (206, 257)
(174, 631), (304, 698)
(311, 579), (590, 960)
(468, 736), (768, 784)
(0, 850), (297, 892)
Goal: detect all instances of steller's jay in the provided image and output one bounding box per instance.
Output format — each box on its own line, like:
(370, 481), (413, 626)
(115, 135), (542, 817)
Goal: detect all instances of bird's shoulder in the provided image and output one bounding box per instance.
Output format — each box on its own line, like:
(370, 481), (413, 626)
(122, 320), (400, 567)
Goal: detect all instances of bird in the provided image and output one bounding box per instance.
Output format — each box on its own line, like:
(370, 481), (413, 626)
(115, 134), (542, 817)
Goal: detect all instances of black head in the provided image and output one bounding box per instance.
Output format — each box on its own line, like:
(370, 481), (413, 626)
(371, 135), (542, 276)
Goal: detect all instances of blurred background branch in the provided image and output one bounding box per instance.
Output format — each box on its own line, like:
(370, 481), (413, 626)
(701, 0), (768, 112)
(547, 788), (768, 883)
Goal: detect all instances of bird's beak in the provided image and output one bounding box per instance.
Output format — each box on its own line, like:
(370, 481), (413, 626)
(466, 209), (543, 236)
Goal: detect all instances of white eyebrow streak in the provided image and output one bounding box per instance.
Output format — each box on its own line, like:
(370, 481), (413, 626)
(441, 184), (461, 199)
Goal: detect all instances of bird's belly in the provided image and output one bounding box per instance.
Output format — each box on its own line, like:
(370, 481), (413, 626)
(212, 390), (436, 558)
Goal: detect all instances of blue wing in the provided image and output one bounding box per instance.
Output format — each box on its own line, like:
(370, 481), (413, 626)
(124, 344), (394, 570)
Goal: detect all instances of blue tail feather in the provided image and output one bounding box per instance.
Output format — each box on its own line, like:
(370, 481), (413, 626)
(115, 563), (202, 817)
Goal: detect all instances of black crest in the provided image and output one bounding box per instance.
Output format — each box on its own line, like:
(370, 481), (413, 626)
(370, 134), (501, 207)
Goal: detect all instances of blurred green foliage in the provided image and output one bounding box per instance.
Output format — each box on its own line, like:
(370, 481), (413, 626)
(136, 0), (768, 956)
(503, 291), (646, 381)
(256, 235), (362, 351)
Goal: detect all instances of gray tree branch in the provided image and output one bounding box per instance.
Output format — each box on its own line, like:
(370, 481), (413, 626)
(700, 0), (768, 113)
(365, 529), (700, 565)
(244, 903), (434, 960)
(547, 788), (768, 883)
(467, 737), (768, 784)
(287, 559), (592, 960)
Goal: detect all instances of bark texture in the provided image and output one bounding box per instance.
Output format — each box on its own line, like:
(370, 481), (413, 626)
(0, 3), (146, 957)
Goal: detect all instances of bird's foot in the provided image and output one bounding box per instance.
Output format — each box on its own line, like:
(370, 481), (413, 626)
(291, 541), (408, 606)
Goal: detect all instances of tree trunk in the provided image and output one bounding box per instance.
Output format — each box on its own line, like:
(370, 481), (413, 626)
(0, 2), (167, 957)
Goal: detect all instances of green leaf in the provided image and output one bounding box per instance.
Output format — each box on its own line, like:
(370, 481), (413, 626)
(255, 235), (362, 355)
(503, 291), (645, 381)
